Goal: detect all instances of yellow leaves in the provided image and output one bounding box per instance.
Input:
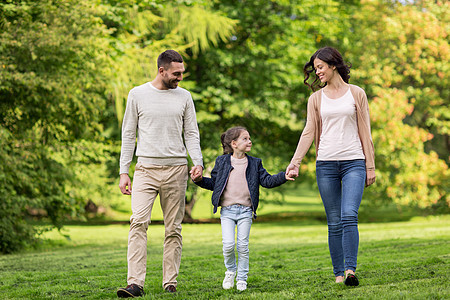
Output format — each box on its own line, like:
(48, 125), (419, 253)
(370, 88), (412, 122)
(316, 34), (322, 43)
(383, 149), (448, 208)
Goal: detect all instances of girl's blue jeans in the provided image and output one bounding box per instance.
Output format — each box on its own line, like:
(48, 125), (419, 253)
(220, 204), (253, 282)
(316, 159), (366, 277)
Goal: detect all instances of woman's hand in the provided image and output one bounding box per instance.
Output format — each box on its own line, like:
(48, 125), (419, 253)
(366, 169), (376, 186)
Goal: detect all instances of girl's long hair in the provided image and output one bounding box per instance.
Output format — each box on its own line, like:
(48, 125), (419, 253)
(303, 46), (352, 92)
(221, 127), (247, 155)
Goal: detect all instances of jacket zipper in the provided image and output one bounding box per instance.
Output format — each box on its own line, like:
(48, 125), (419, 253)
(246, 159), (257, 219)
(217, 165), (233, 203)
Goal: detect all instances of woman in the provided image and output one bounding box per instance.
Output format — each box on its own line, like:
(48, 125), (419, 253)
(286, 46), (376, 286)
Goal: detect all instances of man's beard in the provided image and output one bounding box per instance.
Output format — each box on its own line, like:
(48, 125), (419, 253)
(162, 78), (179, 89)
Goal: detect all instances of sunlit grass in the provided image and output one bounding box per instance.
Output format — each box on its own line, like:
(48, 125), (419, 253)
(0, 215), (448, 299)
(3, 185), (447, 299)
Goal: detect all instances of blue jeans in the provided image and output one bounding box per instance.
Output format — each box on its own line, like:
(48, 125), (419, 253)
(220, 204), (253, 282)
(316, 160), (366, 277)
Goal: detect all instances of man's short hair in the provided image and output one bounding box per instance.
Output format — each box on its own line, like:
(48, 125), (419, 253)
(157, 50), (183, 69)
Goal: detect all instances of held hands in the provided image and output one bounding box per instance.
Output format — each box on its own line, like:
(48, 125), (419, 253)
(285, 163), (299, 181)
(119, 173), (132, 195)
(190, 165), (203, 182)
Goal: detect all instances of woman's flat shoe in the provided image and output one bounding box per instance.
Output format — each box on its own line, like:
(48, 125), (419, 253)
(344, 274), (359, 286)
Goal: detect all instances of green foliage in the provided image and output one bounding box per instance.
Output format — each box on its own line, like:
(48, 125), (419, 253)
(0, 127), (72, 253)
(0, 0), (109, 139)
(0, 128), (35, 253)
(1, 0), (448, 253)
(162, 4), (238, 56)
(187, 0), (353, 197)
(102, 0), (238, 128)
(51, 140), (123, 218)
(0, 0), (110, 253)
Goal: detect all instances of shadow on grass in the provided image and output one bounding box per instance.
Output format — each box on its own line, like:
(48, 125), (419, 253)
(56, 206), (421, 227)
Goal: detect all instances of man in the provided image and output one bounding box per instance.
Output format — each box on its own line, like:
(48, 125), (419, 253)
(117, 50), (203, 298)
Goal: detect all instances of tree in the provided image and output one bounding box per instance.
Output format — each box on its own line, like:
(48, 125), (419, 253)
(102, 0), (237, 130)
(0, 0), (110, 253)
(344, 0), (449, 209)
(100, 0), (238, 219)
(185, 0), (352, 210)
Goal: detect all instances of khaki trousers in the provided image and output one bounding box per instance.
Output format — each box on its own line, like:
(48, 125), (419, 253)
(127, 163), (188, 289)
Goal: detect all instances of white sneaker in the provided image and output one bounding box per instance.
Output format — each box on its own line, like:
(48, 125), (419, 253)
(222, 271), (236, 289)
(236, 280), (247, 291)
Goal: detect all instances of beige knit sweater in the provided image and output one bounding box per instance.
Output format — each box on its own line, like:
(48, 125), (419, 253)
(120, 82), (203, 174)
(290, 84), (375, 171)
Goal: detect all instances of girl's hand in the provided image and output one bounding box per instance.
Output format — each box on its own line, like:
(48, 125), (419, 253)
(286, 163), (299, 178)
(285, 172), (296, 181)
(190, 173), (203, 182)
(366, 169), (376, 186)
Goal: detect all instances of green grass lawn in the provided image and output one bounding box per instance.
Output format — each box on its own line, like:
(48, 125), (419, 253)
(0, 214), (449, 299)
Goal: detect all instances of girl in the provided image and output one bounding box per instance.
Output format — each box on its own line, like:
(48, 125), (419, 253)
(191, 127), (292, 291)
(286, 46), (376, 286)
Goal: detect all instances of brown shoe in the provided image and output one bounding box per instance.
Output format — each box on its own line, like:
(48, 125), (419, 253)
(117, 284), (144, 298)
(165, 285), (177, 293)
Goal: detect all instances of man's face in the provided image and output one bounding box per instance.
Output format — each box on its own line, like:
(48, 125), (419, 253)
(161, 62), (185, 89)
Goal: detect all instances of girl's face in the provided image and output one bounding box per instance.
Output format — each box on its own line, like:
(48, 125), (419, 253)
(232, 130), (252, 153)
(314, 58), (335, 83)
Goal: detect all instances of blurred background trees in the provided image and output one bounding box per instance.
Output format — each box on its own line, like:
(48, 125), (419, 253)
(0, 0), (448, 253)
(344, 0), (449, 209)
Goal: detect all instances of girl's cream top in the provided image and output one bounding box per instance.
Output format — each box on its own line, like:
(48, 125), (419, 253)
(220, 155), (252, 208)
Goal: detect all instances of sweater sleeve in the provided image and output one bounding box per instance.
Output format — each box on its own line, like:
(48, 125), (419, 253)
(257, 159), (287, 188)
(119, 92), (138, 174)
(356, 87), (376, 170)
(290, 94), (317, 167)
(183, 94), (204, 167)
(194, 157), (218, 191)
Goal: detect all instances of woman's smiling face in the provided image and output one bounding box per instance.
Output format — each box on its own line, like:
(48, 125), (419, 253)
(314, 58), (335, 83)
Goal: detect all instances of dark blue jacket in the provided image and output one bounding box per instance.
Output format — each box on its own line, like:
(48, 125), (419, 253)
(194, 154), (287, 218)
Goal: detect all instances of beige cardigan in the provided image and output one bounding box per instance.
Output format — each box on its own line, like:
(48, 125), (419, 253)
(290, 84), (375, 171)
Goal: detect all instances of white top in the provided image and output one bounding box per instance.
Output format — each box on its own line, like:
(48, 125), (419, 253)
(220, 156), (251, 208)
(119, 82), (203, 174)
(317, 88), (365, 161)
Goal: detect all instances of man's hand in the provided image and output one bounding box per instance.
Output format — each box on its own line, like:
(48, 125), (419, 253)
(119, 173), (132, 195)
(190, 165), (203, 182)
